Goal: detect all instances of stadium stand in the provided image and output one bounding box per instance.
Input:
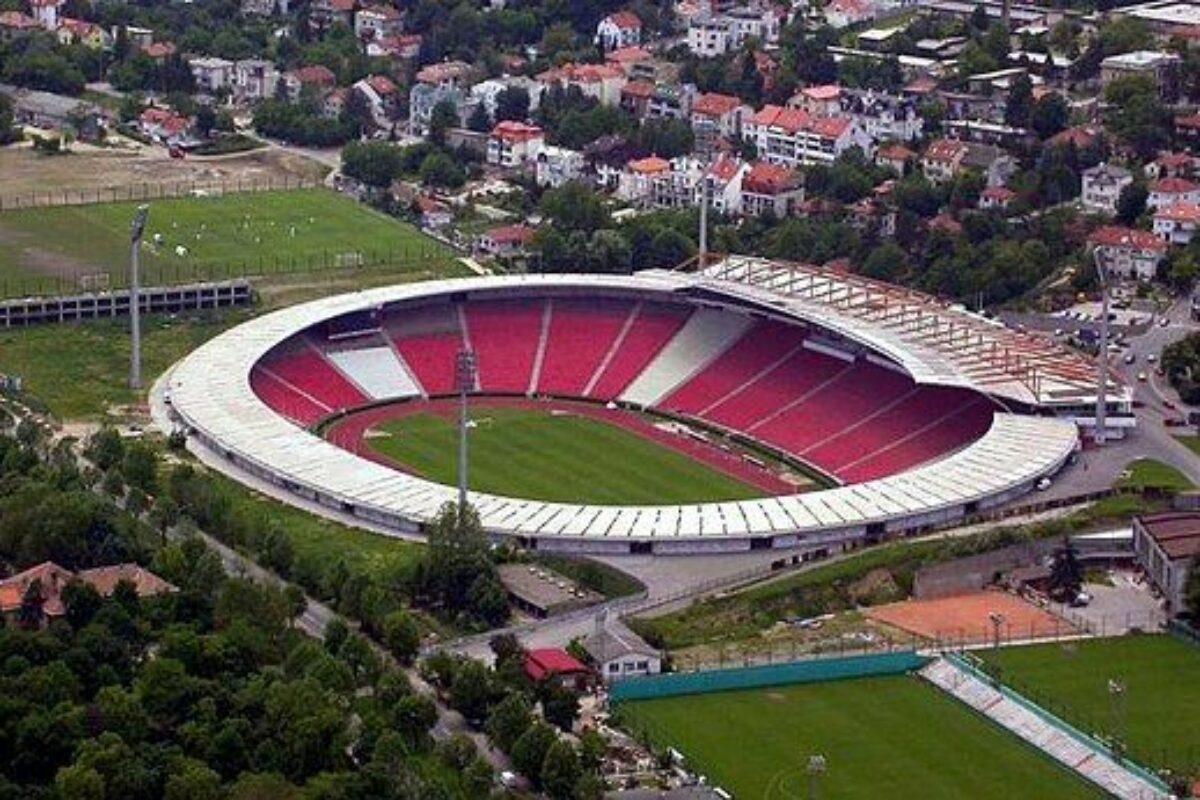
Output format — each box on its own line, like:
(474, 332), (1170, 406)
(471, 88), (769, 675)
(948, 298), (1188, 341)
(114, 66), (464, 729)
(258, 341), (368, 411)
(587, 302), (692, 399)
(703, 347), (848, 431)
(250, 367), (329, 427)
(920, 658), (1170, 800)
(538, 299), (638, 396)
(465, 298), (545, 394)
(325, 345), (421, 401)
(386, 303), (465, 395)
(619, 308), (755, 407)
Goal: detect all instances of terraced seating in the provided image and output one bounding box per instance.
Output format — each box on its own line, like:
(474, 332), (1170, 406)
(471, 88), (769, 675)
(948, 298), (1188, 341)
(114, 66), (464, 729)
(588, 302), (692, 399)
(537, 299), (634, 396)
(466, 299), (545, 394)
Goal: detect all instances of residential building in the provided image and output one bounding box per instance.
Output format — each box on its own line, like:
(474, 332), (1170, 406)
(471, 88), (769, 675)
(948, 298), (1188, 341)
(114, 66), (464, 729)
(979, 185), (1017, 210)
(535, 145), (586, 188)
(188, 56), (234, 95)
(690, 91), (748, 151)
(0, 11), (40, 41)
(595, 10), (641, 51)
(1148, 177), (1200, 210)
(620, 79), (655, 120)
(29, 0), (62, 30)
(686, 3), (779, 55)
(740, 161), (803, 217)
(414, 195), (451, 229)
(56, 18), (109, 49)
(701, 155), (749, 215)
(1154, 203), (1200, 246)
(415, 60), (474, 89)
(1081, 163), (1134, 215)
(477, 224), (536, 256)
(616, 155), (703, 209)
(310, 0), (355, 30)
(1, 85), (103, 139)
(1091, 225), (1169, 280)
(687, 15), (734, 57)
(646, 82), (695, 120)
(743, 104), (872, 166)
(790, 84), (841, 115)
(487, 120), (544, 167)
(1100, 50), (1181, 102)
(233, 59), (279, 102)
(876, 142), (916, 173)
(142, 41), (177, 62)
(367, 33), (422, 60)
(408, 83), (471, 135)
(583, 612), (662, 682)
(538, 63), (626, 107)
(724, 4), (780, 45)
(840, 88), (923, 142)
(825, 0), (878, 28)
(1146, 152), (1197, 181)
(354, 4), (402, 40)
(123, 25), (154, 50)
(0, 561), (175, 628)
(523, 648), (591, 690)
(469, 76), (542, 119)
(921, 138), (1015, 187)
(352, 74), (401, 126)
(1132, 512), (1200, 615)
(283, 64), (336, 101)
(138, 106), (193, 144)
(1046, 126), (1102, 152)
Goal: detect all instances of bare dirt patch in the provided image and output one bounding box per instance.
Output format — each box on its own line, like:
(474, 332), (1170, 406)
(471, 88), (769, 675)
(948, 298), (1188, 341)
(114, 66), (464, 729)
(864, 590), (1077, 645)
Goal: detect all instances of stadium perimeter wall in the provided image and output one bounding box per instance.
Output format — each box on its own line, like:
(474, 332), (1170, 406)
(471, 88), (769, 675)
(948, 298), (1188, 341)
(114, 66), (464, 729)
(609, 651), (928, 703)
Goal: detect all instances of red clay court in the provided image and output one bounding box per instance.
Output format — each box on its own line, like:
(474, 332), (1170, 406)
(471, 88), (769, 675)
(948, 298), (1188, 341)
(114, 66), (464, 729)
(865, 591), (1078, 645)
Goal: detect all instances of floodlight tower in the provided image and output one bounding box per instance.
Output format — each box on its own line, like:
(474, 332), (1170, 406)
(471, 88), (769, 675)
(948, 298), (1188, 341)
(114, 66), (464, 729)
(698, 168), (709, 271)
(455, 349), (477, 515)
(129, 205), (149, 390)
(1093, 246), (1110, 445)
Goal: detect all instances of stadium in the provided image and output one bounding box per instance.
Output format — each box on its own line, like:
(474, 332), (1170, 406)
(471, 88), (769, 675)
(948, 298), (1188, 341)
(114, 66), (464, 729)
(163, 255), (1127, 554)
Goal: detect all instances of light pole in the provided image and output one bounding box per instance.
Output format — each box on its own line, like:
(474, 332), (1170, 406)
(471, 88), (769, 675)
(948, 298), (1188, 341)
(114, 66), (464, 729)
(698, 166), (709, 272)
(455, 349), (477, 517)
(989, 611), (1006, 649)
(1092, 246), (1110, 445)
(1108, 678), (1126, 762)
(129, 205), (149, 390)
(806, 754), (826, 800)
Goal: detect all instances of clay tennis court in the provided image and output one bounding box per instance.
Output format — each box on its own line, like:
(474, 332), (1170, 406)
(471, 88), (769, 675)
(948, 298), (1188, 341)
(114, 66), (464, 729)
(865, 591), (1078, 645)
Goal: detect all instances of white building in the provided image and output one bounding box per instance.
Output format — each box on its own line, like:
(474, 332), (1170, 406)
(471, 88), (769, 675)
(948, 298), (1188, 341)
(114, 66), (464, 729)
(354, 5), (403, 41)
(595, 10), (642, 51)
(583, 613), (662, 683)
(487, 120), (544, 168)
(1148, 177), (1200, 210)
(686, 16), (734, 56)
(1153, 203), (1200, 246)
(841, 89), (924, 143)
(535, 145), (586, 188)
(686, 5), (779, 56)
(1090, 225), (1167, 281)
(233, 59), (279, 102)
(743, 104), (872, 166)
(1081, 163), (1133, 215)
(188, 56), (234, 94)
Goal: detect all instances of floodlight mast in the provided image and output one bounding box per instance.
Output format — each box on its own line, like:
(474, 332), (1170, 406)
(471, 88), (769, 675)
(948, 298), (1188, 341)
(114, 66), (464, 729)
(1092, 246), (1109, 445)
(455, 349), (477, 517)
(129, 205), (149, 390)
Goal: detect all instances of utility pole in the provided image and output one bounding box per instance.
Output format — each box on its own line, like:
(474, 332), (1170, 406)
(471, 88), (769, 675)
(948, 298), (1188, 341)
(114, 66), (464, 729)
(129, 205), (149, 390)
(1093, 247), (1110, 445)
(455, 349), (477, 517)
(698, 166), (709, 272)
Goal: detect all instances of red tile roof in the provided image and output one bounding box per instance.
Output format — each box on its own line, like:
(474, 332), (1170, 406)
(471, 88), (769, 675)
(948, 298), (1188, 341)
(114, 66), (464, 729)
(1047, 126), (1098, 149)
(0, 561), (175, 617)
(1137, 512), (1200, 559)
(1088, 225), (1167, 252)
(524, 648), (589, 682)
(924, 138), (969, 163)
(692, 92), (741, 118)
(1151, 177), (1200, 195)
(358, 3), (400, 18)
(293, 64), (336, 86)
(142, 41), (177, 58)
(807, 116), (851, 139)
(491, 120), (544, 142)
(877, 143), (916, 161)
(415, 60), (472, 85)
(621, 79), (655, 99)
(749, 104), (811, 133)
(1154, 203), (1200, 223)
(627, 155), (670, 174)
(605, 10), (642, 30)
(77, 564), (176, 597)
(365, 74), (397, 95)
(708, 155), (741, 182)
(485, 224), (536, 245)
(0, 10), (39, 28)
(743, 161), (798, 195)
(606, 45), (651, 64)
(802, 84), (841, 101)
(981, 186), (1017, 201)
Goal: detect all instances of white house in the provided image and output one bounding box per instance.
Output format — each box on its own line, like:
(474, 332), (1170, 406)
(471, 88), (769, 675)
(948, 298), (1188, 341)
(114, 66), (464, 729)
(690, 91), (748, 150)
(1091, 225), (1168, 281)
(535, 145), (585, 188)
(188, 56), (234, 94)
(825, 0), (878, 29)
(1148, 177), (1200, 211)
(743, 105), (872, 166)
(739, 161), (804, 217)
(233, 59), (279, 102)
(595, 10), (641, 51)
(686, 16), (734, 57)
(1081, 163), (1133, 215)
(354, 4), (403, 40)
(583, 612), (662, 683)
(28, 0), (62, 30)
(840, 88), (923, 143)
(701, 155), (749, 215)
(1153, 203), (1200, 247)
(487, 120), (544, 168)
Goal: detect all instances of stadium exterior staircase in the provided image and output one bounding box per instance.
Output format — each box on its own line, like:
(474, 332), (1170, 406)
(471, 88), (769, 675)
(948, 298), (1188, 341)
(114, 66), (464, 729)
(919, 657), (1171, 800)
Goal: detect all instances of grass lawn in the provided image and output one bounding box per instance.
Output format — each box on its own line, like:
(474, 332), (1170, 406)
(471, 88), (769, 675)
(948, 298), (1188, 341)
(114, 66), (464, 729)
(1116, 459), (1194, 492)
(979, 635), (1200, 778)
(0, 188), (453, 295)
(367, 406), (764, 505)
(617, 676), (1101, 799)
(1175, 436), (1200, 458)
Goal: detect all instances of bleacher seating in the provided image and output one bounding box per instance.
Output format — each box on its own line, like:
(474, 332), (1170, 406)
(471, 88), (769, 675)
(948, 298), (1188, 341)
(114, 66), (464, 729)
(325, 343), (421, 400)
(258, 342), (368, 411)
(588, 303), (692, 399)
(538, 299), (636, 396)
(465, 299), (545, 394)
(250, 367), (329, 427)
(386, 304), (465, 395)
(620, 308), (754, 407)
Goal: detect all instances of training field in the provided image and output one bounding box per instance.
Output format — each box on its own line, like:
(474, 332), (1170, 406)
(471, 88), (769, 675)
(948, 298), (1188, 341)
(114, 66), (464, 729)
(980, 635), (1200, 778)
(865, 591), (1077, 645)
(618, 676), (1101, 799)
(0, 189), (451, 293)
(351, 400), (776, 505)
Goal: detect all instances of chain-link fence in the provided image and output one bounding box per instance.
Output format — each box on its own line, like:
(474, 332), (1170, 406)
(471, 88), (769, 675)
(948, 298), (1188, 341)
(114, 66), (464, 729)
(0, 175), (323, 212)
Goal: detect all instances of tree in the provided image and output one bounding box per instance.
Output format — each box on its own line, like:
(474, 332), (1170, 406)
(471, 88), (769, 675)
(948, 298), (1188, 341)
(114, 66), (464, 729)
(1005, 74), (1033, 129)
(646, 227), (695, 269)
(1048, 539), (1083, 601)
(539, 182), (609, 235)
(578, 728), (606, 772)
(495, 86), (531, 122)
(0, 93), (21, 145)
(196, 105), (217, 138)
(54, 764), (105, 800)
(164, 760), (223, 800)
(418, 151), (467, 188)
(539, 681), (580, 732)
(466, 102), (492, 133)
(382, 609), (420, 664)
(486, 691), (534, 752)
(540, 739), (580, 799)
(62, 580), (103, 629)
(1105, 75), (1170, 160)
(342, 141), (404, 189)
(1116, 182), (1148, 226)
(325, 617), (350, 654)
(121, 442), (157, 494)
(574, 771), (605, 800)
(511, 723), (557, 785)
(1030, 94), (1069, 140)
(448, 659), (494, 724)
(393, 693), (438, 746)
(19, 578), (45, 629)
(428, 99), (460, 147)
(86, 427), (125, 471)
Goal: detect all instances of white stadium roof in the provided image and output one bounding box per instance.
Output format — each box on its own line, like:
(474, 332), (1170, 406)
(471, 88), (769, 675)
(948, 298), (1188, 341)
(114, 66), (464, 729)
(166, 272), (1080, 552)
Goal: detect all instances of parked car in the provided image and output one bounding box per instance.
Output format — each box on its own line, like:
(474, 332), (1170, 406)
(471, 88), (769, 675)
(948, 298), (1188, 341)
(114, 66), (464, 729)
(1138, 372), (1148, 382)
(1124, 353), (1136, 365)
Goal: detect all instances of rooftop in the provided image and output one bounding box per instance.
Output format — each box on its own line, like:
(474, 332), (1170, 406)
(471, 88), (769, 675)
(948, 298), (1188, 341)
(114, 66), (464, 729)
(1089, 225), (1168, 252)
(1137, 512), (1200, 559)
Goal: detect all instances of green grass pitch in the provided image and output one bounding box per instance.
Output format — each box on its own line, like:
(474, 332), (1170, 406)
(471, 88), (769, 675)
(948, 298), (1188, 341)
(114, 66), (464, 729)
(365, 406), (765, 505)
(617, 676), (1102, 799)
(0, 189), (452, 292)
(980, 635), (1200, 778)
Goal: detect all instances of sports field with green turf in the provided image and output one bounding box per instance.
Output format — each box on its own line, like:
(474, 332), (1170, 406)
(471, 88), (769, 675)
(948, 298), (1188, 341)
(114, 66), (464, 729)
(979, 635), (1200, 778)
(0, 189), (452, 295)
(617, 676), (1102, 799)
(365, 406), (765, 505)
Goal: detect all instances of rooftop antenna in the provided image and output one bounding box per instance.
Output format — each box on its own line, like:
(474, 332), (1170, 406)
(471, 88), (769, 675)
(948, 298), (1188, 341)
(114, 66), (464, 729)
(129, 205), (149, 390)
(455, 349), (477, 515)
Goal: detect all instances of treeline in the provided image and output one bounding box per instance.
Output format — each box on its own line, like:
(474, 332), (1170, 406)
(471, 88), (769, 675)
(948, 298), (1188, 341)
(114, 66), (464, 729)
(252, 97), (359, 148)
(0, 419), (489, 799)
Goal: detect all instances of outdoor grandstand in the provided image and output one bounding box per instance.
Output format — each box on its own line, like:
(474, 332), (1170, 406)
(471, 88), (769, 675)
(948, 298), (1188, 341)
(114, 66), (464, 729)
(163, 258), (1121, 553)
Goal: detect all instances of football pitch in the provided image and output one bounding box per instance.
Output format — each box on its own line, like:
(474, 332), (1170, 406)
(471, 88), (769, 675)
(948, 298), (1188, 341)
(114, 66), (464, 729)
(364, 405), (766, 505)
(0, 189), (452, 294)
(617, 676), (1102, 799)
(979, 635), (1200, 777)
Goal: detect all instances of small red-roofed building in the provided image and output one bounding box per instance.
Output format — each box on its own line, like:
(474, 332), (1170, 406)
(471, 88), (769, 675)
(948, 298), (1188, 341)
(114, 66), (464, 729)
(740, 161), (803, 217)
(0, 561), (175, 628)
(138, 106), (193, 144)
(1046, 126), (1101, 151)
(876, 143), (916, 173)
(979, 185), (1017, 211)
(619, 79), (655, 119)
(617, 155), (672, 204)
(284, 64), (337, 101)
(1175, 113), (1200, 144)
(477, 224), (536, 256)
(1153, 203), (1200, 247)
(414, 195), (451, 229)
(703, 154), (749, 214)
(56, 17), (109, 48)
(142, 40), (177, 61)
(690, 92), (748, 147)
(0, 10), (39, 40)
(595, 10), (641, 51)
(538, 62), (626, 107)
(415, 60), (473, 88)
(790, 84), (841, 115)
(825, 0), (876, 28)
(1148, 177), (1200, 211)
(1146, 151), (1197, 182)
(929, 213), (963, 236)
(524, 648), (591, 689)
(367, 33), (421, 60)
(311, 0), (355, 29)
(1090, 225), (1169, 280)
(487, 120), (544, 167)
(354, 4), (402, 41)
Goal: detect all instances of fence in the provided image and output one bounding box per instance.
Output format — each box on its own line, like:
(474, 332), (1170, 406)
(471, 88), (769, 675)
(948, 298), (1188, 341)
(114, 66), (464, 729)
(0, 244), (449, 301)
(0, 175), (324, 212)
(609, 650), (928, 703)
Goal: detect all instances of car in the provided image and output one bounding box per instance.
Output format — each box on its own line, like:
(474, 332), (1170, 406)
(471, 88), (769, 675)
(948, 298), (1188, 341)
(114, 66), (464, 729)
(1160, 317), (1171, 327)
(1036, 477), (1052, 490)
(1069, 591), (1092, 608)
(1147, 354), (1157, 363)
(1164, 399), (1177, 410)
(1124, 353), (1136, 364)
(1165, 416), (1187, 427)
(1138, 372), (1148, 382)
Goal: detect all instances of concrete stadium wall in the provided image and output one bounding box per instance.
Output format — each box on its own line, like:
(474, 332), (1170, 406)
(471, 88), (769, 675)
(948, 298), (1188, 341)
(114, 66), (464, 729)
(609, 651), (929, 703)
